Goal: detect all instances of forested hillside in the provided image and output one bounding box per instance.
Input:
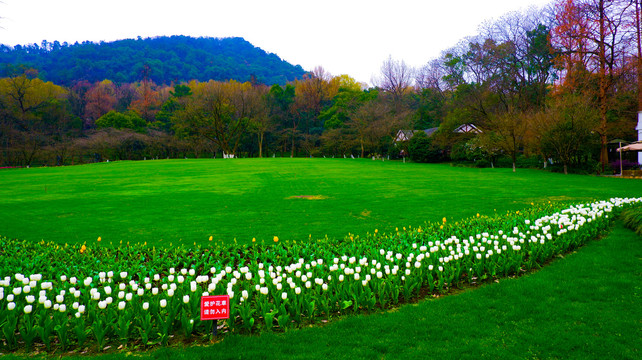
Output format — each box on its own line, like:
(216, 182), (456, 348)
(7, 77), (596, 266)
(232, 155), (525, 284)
(0, 36), (306, 85)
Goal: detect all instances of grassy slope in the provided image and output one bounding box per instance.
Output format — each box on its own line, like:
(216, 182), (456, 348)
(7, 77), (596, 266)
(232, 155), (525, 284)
(1, 158), (641, 246)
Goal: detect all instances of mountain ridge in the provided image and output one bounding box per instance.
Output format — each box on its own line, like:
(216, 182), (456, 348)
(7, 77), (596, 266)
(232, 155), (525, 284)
(0, 35), (308, 85)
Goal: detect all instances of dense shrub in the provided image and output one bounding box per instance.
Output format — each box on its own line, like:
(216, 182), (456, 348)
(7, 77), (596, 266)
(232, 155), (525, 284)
(408, 131), (442, 163)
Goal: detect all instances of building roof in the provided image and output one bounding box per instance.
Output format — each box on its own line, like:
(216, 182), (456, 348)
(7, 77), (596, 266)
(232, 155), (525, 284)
(454, 123), (481, 134)
(394, 128), (438, 142)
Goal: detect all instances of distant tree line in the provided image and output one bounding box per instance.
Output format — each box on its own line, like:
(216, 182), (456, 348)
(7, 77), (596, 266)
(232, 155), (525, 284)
(1, 1), (641, 174)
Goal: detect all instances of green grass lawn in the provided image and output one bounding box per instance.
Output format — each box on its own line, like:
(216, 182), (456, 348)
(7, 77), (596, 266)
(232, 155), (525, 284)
(1, 159), (641, 359)
(1, 158), (641, 246)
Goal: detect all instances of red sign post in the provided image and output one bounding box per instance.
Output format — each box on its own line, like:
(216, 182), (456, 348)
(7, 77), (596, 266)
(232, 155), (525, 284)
(201, 295), (230, 320)
(201, 295), (230, 337)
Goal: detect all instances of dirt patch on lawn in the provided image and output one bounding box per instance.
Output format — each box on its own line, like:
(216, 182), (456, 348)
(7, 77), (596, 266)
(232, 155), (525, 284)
(287, 195), (328, 200)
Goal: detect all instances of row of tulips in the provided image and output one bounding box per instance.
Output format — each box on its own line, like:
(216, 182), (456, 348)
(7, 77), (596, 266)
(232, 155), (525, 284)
(0, 197), (640, 353)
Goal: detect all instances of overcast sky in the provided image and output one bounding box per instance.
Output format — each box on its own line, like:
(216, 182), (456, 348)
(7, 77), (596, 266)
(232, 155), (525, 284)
(1, 0), (552, 85)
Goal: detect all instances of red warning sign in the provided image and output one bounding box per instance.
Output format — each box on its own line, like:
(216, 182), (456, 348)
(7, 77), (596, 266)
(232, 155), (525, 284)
(200, 295), (230, 320)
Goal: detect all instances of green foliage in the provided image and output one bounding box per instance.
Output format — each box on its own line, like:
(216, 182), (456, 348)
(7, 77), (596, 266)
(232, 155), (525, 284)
(620, 204), (642, 236)
(412, 88), (445, 130)
(408, 131), (442, 163)
(170, 84), (192, 98)
(95, 110), (147, 132)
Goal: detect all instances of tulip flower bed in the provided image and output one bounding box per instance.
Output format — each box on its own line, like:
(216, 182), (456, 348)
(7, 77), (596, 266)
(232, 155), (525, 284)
(0, 197), (640, 354)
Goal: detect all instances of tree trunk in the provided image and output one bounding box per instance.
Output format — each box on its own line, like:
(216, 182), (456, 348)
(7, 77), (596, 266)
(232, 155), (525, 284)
(512, 152), (516, 172)
(563, 163), (568, 175)
(635, 0), (642, 112)
(597, 0), (608, 173)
